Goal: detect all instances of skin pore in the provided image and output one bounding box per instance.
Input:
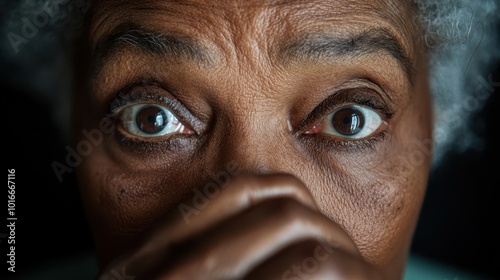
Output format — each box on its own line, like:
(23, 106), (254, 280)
(73, 0), (433, 278)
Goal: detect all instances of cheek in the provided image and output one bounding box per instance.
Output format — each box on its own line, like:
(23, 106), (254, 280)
(75, 138), (210, 265)
(311, 159), (427, 267)
(310, 93), (432, 267)
(78, 153), (199, 230)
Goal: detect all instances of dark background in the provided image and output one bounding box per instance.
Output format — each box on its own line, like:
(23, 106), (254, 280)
(411, 65), (499, 278)
(1, 3), (499, 279)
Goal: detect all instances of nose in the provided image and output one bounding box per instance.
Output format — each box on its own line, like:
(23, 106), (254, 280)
(205, 102), (295, 175)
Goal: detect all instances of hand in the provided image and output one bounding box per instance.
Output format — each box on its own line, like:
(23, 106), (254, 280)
(98, 174), (383, 279)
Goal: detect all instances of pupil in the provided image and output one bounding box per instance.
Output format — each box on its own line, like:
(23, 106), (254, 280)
(332, 107), (364, 136)
(136, 106), (168, 134)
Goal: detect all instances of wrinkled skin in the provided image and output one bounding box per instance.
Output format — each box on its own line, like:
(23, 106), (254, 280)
(73, 0), (433, 279)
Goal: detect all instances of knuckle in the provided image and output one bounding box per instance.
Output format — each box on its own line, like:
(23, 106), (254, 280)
(267, 197), (311, 223)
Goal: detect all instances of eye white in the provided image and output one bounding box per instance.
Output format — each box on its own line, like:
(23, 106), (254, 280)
(116, 104), (186, 138)
(322, 104), (383, 139)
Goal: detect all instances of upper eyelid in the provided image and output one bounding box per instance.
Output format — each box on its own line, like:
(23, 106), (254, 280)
(109, 87), (192, 119)
(109, 88), (172, 112)
(297, 87), (394, 133)
(110, 82), (394, 136)
(108, 86), (206, 134)
(112, 99), (175, 115)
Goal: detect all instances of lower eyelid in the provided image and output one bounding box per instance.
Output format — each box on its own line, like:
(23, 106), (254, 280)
(298, 88), (394, 132)
(298, 130), (389, 153)
(111, 88), (204, 132)
(111, 132), (199, 157)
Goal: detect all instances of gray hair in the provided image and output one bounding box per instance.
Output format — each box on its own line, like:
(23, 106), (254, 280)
(1, 0), (499, 165)
(414, 0), (500, 162)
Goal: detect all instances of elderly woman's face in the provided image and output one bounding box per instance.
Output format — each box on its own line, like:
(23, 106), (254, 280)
(74, 0), (432, 277)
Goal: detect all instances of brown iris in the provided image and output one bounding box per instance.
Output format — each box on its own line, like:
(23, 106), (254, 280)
(136, 106), (168, 134)
(332, 107), (365, 136)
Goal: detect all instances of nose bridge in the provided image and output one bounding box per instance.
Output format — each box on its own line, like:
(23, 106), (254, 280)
(213, 94), (289, 174)
(223, 106), (280, 173)
(206, 34), (291, 174)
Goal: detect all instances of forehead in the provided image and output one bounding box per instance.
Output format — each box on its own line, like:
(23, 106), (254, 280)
(88, 0), (417, 55)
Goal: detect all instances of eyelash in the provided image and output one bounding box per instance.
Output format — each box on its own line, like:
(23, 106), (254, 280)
(298, 88), (394, 151)
(108, 90), (195, 145)
(300, 130), (388, 153)
(109, 92), (182, 116)
(300, 90), (394, 126)
(108, 85), (393, 152)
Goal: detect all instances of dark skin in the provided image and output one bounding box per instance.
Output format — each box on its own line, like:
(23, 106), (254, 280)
(73, 0), (433, 279)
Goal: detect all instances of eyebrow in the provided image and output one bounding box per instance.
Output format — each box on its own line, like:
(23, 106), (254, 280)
(281, 28), (415, 83)
(92, 27), (212, 74)
(93, 27), (414, 83)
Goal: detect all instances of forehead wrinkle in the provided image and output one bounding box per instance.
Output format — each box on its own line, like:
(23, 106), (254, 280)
(266, 0), (420, 55)
(88, 0), (420, 84)
(280, 28), (416, 84)
(88, 1), (228, 49)
(92, 24), (214, 68)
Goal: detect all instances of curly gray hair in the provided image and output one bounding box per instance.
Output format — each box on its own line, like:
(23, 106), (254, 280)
(1, 0), (499, 164)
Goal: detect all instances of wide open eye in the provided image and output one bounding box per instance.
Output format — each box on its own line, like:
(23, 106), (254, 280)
(317, 104), (384, 139)
(115, 103), (192, 138)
